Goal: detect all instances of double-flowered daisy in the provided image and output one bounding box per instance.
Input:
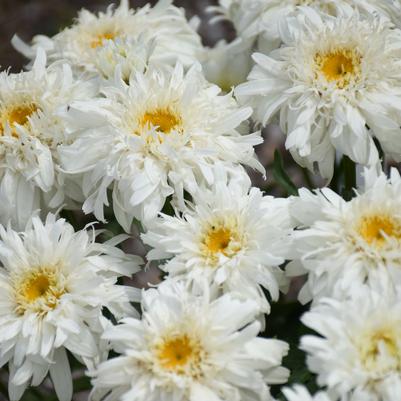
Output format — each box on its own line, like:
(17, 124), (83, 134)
(301, 287), (401, 401)
(59, 63), (263, 231)
(212, 0), (400, 53)
(236, 8), (401, 179)
(282, 385), (332, 401)
(142, 170), (294, 314)
(0, 49), (95, 230)
(0, 214), (142, 401)
(288, 167), (401, 303)
(13, 0), (202, 75)
(90, 281), (289, 401)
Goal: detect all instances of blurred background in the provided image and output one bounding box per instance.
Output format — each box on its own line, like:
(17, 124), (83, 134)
(0, 0), (233, 72)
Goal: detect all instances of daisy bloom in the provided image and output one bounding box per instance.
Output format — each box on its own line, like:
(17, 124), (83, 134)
(0, 49), (95, 230)
(287, 167), (401, 303)
(282, 385), (332, 401)
(236, 8), (401, 179)
(59, 63), (263, 231)
(90, 281), (289, 401)
(13, 0), (202, 74)
(0, 214), (142, 401)
(301, 287), (401, 401)
(211, 0), (400, 53)
(142, 170), (294, 314)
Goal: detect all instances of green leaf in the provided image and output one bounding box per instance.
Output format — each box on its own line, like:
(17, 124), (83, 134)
(265, 300), (318, 398)
(20, 388), (44, 401)
(73, 375), (92, 392)
(272, 150), (298, 196)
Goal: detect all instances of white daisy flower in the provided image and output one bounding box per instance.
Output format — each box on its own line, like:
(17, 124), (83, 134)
(288, 167), (401, 303)
(13, 0), (202, 74)
(142, 169), (294, 314)
(236, 8), (401, 179)
(211, 0), (400, 53)
(90, 281), (289, 401)
(0, 49), (95, 230)
(201, 38), (253, 93)
(282, 385), (333, 401)
(59, 63), (263, 231)
(0, 213), (142, 401)
(301, 287), (401, 401)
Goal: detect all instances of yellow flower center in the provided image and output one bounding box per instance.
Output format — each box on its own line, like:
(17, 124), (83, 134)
(315, 48), (361, 88)
(204, 227), (232, 254)
(0, 103), (40, 136)
(24, 274), (51, 302)
(200, 218), (244, 266)
(140, 108), (181, 134)
(13, 266), (66, 316)
(359, 327), (401, 374)
(91, 30), (119, 48)
(357, 214), (401, 247)
(156, 334), (203, 375)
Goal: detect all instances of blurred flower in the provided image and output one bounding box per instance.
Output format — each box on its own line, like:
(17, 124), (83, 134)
(0, 214), (142, 401)
(236, 8), (401, 179)
(211, 0), (400, 53)
(12, 0), (203, 74)
(90, 281), (289, 401)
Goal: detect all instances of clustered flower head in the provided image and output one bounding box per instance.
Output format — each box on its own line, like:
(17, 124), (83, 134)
(91, 281), (289, 401)
(1, 0), (401, 400)
(236, 7), (401, 179)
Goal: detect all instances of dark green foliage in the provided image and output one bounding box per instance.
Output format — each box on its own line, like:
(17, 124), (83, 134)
(273, 150), (298, 196)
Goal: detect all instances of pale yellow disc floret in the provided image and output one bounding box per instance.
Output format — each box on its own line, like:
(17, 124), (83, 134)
(155, 333), (204, 376)
(133, 106), (183, 146)
(90, 29), (121, 48)
(357, 213), (401, 247)
(0, 102), (40, 137)
(140, 108), (182, 134)
(204, 227), (232, 254)
(12, 265), (66, 316)
(200, 216), (246, 266)
(315, 47), (362, 88)
(358, 325), (401, 375)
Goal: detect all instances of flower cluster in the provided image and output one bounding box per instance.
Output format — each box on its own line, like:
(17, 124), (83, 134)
(0, 0), (401, 400)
